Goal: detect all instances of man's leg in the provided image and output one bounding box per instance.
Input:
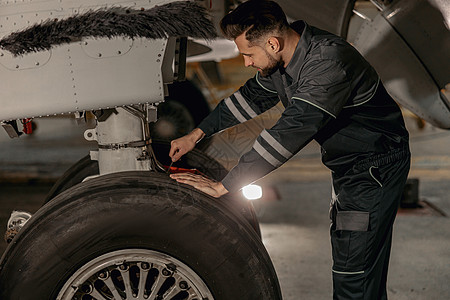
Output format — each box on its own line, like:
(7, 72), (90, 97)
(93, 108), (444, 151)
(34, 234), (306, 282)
(330, 153), (410, 299)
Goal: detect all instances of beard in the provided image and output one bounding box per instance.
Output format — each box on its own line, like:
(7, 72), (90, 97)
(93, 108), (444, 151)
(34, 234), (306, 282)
(258, 50), (283, 77)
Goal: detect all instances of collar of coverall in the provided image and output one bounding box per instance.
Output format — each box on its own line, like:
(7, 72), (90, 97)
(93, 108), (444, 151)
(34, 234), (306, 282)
(284, 20), (310, 81)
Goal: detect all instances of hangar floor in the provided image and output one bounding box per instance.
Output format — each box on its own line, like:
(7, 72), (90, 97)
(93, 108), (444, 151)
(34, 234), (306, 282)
(0, 57), (449, 299)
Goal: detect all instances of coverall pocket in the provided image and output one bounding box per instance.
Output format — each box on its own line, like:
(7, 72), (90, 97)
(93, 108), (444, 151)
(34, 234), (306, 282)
(336, 211), (369, 231)
(331, 211), (369, 272)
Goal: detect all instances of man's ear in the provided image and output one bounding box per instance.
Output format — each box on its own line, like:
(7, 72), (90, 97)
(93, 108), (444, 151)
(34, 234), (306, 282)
(266, 37), (281, 53)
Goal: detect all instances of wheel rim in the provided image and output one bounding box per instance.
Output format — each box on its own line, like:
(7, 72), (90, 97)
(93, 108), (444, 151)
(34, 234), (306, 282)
(57, 249), (214, 300)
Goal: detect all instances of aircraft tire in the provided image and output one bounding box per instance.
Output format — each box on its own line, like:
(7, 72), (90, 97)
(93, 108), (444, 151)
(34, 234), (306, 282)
(0, 172), (281, 300)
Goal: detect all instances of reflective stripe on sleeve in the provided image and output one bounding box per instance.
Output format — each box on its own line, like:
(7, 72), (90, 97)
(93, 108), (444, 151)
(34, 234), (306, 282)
(224, 97), (247, 123)
(260, 129), (293, 159)
(253, 140), (282, 168)
(233, 91), (258, 118)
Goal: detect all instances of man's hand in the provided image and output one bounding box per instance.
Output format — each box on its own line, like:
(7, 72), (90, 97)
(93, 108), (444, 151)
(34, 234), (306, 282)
(170, 173), (228, 198)
(169, 128), (205, 162)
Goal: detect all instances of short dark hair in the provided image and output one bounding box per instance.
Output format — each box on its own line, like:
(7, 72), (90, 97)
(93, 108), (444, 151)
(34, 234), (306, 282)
(220, 0), (289, 44)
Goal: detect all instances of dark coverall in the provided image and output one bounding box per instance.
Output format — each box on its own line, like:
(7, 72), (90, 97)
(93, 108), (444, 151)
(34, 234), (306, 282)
(197, 21), (410, 299)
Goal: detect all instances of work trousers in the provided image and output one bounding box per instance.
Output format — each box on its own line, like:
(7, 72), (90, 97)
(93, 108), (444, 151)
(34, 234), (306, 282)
(330, 147), (410, 300)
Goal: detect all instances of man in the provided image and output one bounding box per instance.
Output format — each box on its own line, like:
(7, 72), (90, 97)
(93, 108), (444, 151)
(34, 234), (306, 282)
(169, 0), (410, 299)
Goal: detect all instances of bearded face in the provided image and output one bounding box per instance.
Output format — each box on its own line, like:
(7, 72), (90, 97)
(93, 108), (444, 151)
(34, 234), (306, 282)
(258, 49), (283, 77)
(234, 33), (284, 77)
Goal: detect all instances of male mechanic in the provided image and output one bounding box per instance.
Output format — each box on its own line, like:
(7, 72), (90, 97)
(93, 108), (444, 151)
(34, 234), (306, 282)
(169, 0), (410, 299)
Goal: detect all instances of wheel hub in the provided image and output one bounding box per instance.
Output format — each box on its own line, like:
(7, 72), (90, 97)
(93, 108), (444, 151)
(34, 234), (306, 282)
(57, 249), (214, 300)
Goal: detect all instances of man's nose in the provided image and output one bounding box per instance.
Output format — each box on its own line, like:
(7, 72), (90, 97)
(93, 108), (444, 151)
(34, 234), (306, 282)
(243, 56), (253, 67)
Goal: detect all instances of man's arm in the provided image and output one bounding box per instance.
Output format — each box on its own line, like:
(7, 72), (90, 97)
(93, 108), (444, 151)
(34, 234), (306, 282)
(171, 100), (332, 197)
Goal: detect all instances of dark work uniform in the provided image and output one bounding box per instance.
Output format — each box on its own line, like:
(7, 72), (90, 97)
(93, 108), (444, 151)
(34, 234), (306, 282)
(198, 21), (410, 299)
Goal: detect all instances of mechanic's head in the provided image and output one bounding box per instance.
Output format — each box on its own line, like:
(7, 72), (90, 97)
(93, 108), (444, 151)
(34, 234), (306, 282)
(220, 0), (289, 44)
(220, 0), (290, 77)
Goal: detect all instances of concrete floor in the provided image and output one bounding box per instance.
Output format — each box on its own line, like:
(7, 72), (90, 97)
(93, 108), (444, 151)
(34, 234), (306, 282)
(0, 110), (449, 299)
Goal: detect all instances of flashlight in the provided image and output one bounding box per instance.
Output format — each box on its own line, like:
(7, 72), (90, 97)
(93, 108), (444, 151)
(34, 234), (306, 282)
(242, 184), (263, 200)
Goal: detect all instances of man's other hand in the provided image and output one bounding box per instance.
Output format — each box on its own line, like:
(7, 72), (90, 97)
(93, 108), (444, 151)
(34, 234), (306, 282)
(169, 128), (205, 162)
(170, 173), (229, 198)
